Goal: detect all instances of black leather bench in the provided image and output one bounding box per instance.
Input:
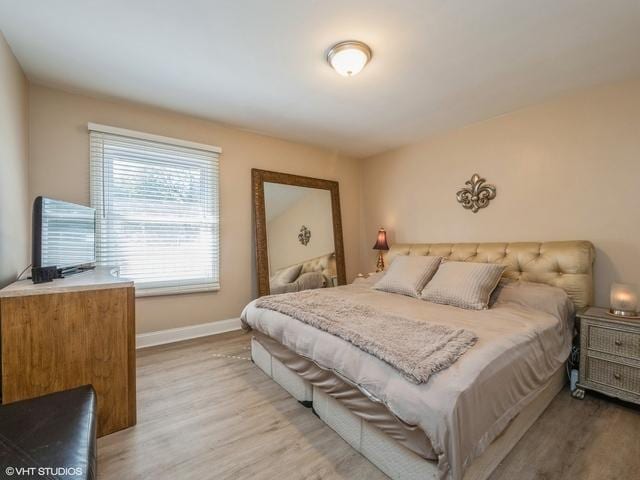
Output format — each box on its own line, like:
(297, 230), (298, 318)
(0, 386), (97, 480)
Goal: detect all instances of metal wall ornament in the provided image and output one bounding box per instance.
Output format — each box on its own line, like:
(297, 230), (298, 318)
(298, 225), (311, 246)
(456, 174), (497, 213)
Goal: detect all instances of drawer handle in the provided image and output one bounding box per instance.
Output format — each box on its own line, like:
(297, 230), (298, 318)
(613, 373), (622, 381)
(614, 340), (623, 346)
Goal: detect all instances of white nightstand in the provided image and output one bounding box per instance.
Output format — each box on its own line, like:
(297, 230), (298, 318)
(352, 272), (377, 284)
(575, 306), (640, 405)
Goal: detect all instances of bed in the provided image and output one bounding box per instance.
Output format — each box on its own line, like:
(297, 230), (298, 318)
(242, 241), (595, 480)
(269, 252), (337, 294)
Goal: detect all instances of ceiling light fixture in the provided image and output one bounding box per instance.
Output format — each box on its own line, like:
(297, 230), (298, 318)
(327, 41), (372, 77)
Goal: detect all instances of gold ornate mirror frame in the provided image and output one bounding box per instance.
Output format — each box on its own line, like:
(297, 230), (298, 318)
(252, 168), (347, 297)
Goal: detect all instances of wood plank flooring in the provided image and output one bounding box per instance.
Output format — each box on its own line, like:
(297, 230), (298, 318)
(98, 331), (640, 480)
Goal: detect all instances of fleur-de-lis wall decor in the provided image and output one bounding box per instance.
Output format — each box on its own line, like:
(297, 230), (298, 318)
(456, 174), (496, 213)
(298, 225), (311, 245)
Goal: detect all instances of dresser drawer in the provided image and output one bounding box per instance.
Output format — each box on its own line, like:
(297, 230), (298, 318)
(585, 357), (640, 396)
(587, 324), (640, 360)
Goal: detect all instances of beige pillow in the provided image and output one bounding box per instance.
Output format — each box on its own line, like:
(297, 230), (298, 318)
(270, 264), (303, 288)
(420, 261), (506, 310)
(373, 256), (442, 298)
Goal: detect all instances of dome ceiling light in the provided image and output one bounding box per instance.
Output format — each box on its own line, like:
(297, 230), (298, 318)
(326, 41), (372, 77)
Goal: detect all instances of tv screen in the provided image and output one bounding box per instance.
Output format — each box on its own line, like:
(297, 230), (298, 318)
(32, 197), (96, 269)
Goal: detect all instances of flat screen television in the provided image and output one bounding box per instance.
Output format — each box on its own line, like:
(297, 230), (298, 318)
(32, 196), (96, 273)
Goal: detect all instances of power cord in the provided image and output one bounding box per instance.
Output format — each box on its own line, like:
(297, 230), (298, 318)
(566, 341), (580, 393)
(568, 344), (580, 370)
(16, 264), (32, 281)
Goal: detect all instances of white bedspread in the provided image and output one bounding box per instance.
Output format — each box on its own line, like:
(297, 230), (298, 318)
(241, 278), (574, 480)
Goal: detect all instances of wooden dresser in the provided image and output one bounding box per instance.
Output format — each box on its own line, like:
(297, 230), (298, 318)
(576, 306), (640, 405)
(0, 268), (136, 436)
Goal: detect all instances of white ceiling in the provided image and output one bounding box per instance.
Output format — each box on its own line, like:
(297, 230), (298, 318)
(1, 0), (640, 158)
(264, 183), (313, 222)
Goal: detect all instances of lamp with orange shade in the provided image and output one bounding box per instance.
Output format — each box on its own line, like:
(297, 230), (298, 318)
(373, 227), (390, 272)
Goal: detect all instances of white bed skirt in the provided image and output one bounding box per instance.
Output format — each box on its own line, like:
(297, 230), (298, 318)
(252, 337), (313, 402)
(251, 337), (566, 480)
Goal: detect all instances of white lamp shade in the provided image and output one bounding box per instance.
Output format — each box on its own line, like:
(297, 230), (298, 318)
(610, 283), (639, 316)
(327, 41), (372, 77)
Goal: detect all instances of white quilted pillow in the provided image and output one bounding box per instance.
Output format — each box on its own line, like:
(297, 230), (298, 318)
(420, 261), (506, 310)
(270, 264), (303, 288)
(373, 256), (442, 298)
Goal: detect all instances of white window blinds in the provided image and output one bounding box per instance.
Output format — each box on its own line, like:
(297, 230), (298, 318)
(89, 124), (220, 296)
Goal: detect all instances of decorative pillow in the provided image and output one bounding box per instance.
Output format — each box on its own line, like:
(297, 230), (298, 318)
(295, 271), (327, 290)
(373, 256), (442, 298)
(420, 261), (506, 310)
(270, 264), (303, 288)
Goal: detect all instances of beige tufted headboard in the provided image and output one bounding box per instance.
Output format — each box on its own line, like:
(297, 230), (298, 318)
(386, 241), (595, 308)
(297, 252), (337, 279)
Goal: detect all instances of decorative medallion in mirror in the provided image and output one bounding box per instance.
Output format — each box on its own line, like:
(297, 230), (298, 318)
(298, 225), (311, 246)
(456, 173), (497, 213)
(252, 169), (346, 296)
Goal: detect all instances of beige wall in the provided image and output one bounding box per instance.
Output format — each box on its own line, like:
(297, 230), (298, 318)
(267, 188), (334, 272)
(26, 76), (640, 328)
(360, 79), (640, 307)
(28, 85), (362, 333)
(0, 33), (29, 288)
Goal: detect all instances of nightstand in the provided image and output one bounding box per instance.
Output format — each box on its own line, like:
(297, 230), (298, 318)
(353, 272), (377, 283)
(575, 306), (640, 405)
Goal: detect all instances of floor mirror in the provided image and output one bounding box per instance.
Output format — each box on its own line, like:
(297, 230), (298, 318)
(252, 169), (346, 297)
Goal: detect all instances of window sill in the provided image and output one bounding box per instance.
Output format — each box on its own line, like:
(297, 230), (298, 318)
(135, 283), (220, 298)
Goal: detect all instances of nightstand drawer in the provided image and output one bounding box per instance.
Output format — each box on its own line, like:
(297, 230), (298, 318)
(586, 357), (640, 395)
(587, 324), (640, 360)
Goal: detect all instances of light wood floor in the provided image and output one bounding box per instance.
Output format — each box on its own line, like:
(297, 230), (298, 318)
(99, 331), (640, 480)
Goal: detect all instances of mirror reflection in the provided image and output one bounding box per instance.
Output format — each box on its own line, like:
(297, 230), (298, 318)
(264, 183), (336, 294)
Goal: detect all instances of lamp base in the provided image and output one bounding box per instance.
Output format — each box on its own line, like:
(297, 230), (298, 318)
(376, 251), (385, 273)
(608, 308), (640, 319)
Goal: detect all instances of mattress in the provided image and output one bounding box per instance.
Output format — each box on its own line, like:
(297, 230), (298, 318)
(242, 278), (574, 480)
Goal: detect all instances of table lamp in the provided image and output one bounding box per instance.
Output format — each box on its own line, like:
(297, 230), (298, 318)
(373, 227), (390, 272)
(609, 283), (639, 318)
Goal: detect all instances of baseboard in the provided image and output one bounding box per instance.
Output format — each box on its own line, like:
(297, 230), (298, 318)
(136, 317), (242, 349)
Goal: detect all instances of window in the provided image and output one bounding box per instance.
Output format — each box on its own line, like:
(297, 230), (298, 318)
(89, 124), (220, 296)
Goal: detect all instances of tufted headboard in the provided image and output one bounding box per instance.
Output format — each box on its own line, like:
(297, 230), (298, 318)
(298, 252), (337, 279)
(386, 241), (595, 308)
